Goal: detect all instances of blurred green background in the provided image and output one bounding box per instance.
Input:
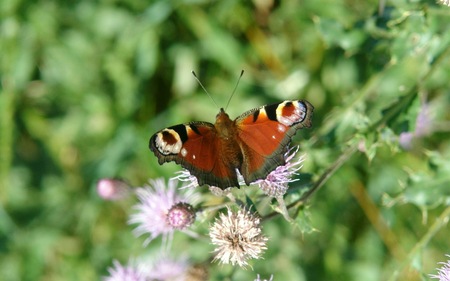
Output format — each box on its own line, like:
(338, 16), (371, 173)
(1, 0), (450, 280)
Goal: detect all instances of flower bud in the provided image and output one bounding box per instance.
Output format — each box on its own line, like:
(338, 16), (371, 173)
(97, 178), (131, 200)
(167, 202), (196, 229)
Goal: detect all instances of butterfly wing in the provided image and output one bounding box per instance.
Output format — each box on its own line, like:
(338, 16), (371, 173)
(149, 122), (240, 188)
(235, 100), (314, 184)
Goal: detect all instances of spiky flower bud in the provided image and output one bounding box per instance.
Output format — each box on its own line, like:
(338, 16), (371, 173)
(167, 202), (196, 229)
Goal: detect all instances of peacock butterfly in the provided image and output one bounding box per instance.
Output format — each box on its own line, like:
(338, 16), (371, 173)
(149, 99), (314, 190)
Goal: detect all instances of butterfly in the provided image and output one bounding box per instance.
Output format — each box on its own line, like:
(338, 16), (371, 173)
(149, 99), (314, 190)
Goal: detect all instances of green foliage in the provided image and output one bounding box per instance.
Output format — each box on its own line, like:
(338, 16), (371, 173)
(1, 0), (450, 280)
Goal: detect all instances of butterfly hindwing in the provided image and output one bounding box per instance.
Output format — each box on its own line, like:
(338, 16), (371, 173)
(149, 122), (240, 188)
(235, 100), (314, 184)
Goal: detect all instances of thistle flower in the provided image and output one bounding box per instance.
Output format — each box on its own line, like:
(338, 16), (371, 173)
(145, 256), (189, 281)
(97, 178), (131, 201)
(103, 260), (146, 281)
(167, 202), (196, 229)
(104, 256), (191, 281)
(430, 255), (450, 281)
(251, 146), (305, 197)
(129, 178), (194, 246)
(209, 208), (268, 268)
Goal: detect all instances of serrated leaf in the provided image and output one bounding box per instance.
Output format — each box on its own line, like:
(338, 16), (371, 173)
(293, 208), (316, 234)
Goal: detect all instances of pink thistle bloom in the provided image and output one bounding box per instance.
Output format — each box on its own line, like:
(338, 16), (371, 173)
(104, 256), (190, 281)
(145, 256), (189, 281)
(103, 260), (146, 281)
(430, 255), (450, 281)
(128, 178), (193, 246)
(166, 202), (196, 230)
(97, 178), (131, 201)
(251, 146), (306, 197)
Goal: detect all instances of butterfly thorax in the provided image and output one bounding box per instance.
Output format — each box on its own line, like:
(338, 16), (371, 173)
(214, 109), (242, 169)
(214, 109), (236, 140)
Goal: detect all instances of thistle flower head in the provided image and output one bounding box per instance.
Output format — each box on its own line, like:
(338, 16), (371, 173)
(104, 256), (190, 281)
(252, 146), (305, 197)
(430, 255), (450, 281)
(97, 178), (131, 200)
(103, 260), (146, 281)
(129, 178), (193, 246)
(145, 256), (189, 281)
(209, 208), (268, 268)
(167, 202), (196, 229)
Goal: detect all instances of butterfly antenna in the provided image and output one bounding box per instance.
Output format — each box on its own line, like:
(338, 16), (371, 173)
(191, 71), (219, 109)
(225, 70), (244, 111)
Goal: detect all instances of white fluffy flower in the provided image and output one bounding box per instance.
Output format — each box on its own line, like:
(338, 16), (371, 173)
(209, 208), (268, 268)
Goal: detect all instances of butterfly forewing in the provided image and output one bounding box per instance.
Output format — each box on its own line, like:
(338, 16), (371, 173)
(149, 122), (240, 188)
(235, 100), (314, 184)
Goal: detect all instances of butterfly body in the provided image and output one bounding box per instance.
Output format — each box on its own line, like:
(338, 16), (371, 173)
(150, 100), (314, 189)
